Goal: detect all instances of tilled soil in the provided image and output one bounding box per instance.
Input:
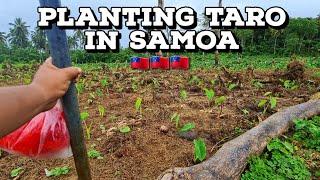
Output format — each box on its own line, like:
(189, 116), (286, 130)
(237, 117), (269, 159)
(0, 65), (319, 179)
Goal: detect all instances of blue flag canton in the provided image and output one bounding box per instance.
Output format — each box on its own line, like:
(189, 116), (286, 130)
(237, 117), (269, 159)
(150, 56), (160, 62)
(170, 56), (181, 62)
(131, 57), (141, 63)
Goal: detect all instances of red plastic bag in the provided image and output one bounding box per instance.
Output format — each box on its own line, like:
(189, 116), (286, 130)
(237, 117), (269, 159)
(0, 101), (72, 159)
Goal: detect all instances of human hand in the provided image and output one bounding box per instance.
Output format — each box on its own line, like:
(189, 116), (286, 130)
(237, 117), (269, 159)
(30, 57), (82, 111)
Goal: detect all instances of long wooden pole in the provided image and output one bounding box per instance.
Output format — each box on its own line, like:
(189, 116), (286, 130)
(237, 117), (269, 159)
(38, 1), (92, 179)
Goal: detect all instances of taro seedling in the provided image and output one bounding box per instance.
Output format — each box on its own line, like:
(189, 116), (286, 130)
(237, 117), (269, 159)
(88, 149), (103, 159)
(204, 88), (215, 103)
(135, 97), (142, 114)
(170, 113), (180, 128)
(193, 138), (207, 163)
(10, 167), (23, 178)
(189, 75), (202, 87)
(180, 123), (195, 132)
(119, 125), (131, 134)
(98, 105), (106, 117)
(228, 83), (238, 91)
(258, 92), (277, 114)
(100, 78), (108, 88)
(76, 82), (85, 95)
(281, 80), (299, 90)
(180, 90), (188, 101)
(95, 88), (103, 97)
(45, 166), (70, 177)
(80, 112), (93, 139)
(215, 96), (227, 116)
(251, 79), (264, 89)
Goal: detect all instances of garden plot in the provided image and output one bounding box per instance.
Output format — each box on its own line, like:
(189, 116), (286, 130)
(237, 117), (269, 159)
(0, 62), (319, 179)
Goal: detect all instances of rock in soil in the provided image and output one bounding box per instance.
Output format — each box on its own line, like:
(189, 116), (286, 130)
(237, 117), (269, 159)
(178, 131), (198, 141)
(160, 125), (169, 133)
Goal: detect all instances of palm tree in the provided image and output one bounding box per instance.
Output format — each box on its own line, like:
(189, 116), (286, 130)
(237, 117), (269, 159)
(68, 36), (77, 50)
(158, 0), (164, 8)
(0, 32), (6, 45)
(31, 27), (47, 52)
(214, 0), (223, 66)
(73, 29), (85, 49)
(7, 18), (29, 48)
(157, 0), (164, 56)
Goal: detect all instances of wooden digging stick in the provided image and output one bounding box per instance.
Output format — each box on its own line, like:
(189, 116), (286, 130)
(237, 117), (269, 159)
(38, 0), (92, 179)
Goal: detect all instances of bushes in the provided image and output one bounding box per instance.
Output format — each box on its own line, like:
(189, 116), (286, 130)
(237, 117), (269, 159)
(242, 139), (311, 180)
(242, 116), (320, 180)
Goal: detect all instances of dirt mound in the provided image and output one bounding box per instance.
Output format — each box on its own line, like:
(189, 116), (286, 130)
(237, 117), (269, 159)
(285, 61), (305, 80)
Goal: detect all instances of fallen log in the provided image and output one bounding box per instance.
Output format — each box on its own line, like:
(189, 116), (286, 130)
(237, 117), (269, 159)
(158, 100), (320, 180)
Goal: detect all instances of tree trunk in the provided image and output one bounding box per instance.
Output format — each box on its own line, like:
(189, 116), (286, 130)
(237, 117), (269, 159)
(214, 0), (223, 66)
(273, 37), (278, 55)
(158, 100), (320, 180)
(157, 0), (164, 56)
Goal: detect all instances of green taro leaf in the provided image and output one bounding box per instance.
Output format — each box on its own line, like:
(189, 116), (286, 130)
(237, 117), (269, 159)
(228, 83), (237, 91)
(88, 149), (103, 159)
(193, 138), (207, 162)
(119, 126), (131, 133)
(135, 97), (142, 112)
(258, 99), (268, 108)
(204, 88), (215, 101)
(264, 92), (272, 96)
(180, 123), (195, 132)
(80, 112), (89, 121)
(98, 105), (106, 117)
(11, 167), (23, 178)
(180, 90), (188, 100)
(270, 97), (277, 109)
(215, 96), (227, 106)
(45, 166), (70, 177)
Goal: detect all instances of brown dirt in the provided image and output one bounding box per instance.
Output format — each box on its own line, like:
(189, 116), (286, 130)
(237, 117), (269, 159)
(0, 65), (319, 179)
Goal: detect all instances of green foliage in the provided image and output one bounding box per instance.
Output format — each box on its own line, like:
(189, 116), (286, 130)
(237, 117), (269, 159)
(135, 97), (142, 113)
(281, 80), (299, 90)
(252, 79), (264, 89)
(258, 92), (277, 114)
(242, 139), (311, 180)
(189, 75), (202, 87)
(215, 96), (226, 107)
(312, 71), (320, 78)
(100, 78), (108, 88)
(293, 116), (320, 151)
(193, 138), (207, 163)
(76, 82), (85, 95)
(45, 166), (70, 177)
(80, 111), (92, 139)
(98, 105), (106, 117)
(204, 88), (215, 101)
(180, 90), (188, 100)
(88, 149), (103, 159)
(10, 167), (23, 178)
(228, 83), (237, 91)
(119, 125), (131, 134)
(170, 113), (180, 128)
(80, 111), (89, 121)
(180, 123), (195, 132)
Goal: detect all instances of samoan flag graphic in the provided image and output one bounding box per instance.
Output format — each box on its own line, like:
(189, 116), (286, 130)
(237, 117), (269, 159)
(170, 56), (181, 69)
(150, 56), (161, 69)
(131, 57), (141, 69)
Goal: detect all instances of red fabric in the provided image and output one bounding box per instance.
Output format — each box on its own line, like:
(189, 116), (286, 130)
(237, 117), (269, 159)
(160, 57), (170, 70)
(140, 58), (150, 70)
(0, 102), (72, 159)
(180, 56), (190, 70)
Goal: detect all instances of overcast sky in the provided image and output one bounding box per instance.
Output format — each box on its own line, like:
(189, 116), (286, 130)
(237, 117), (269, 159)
(0, 0), (319, 47)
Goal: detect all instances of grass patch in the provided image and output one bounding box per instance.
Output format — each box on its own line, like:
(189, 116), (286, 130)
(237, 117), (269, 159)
(242, 116), (320, 180)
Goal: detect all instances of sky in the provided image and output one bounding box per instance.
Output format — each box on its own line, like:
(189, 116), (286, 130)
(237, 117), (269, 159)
(0, 0), (319, 47)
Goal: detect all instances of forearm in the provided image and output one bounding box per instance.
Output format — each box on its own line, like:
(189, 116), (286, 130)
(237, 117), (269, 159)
(0, 85), (46, 138)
